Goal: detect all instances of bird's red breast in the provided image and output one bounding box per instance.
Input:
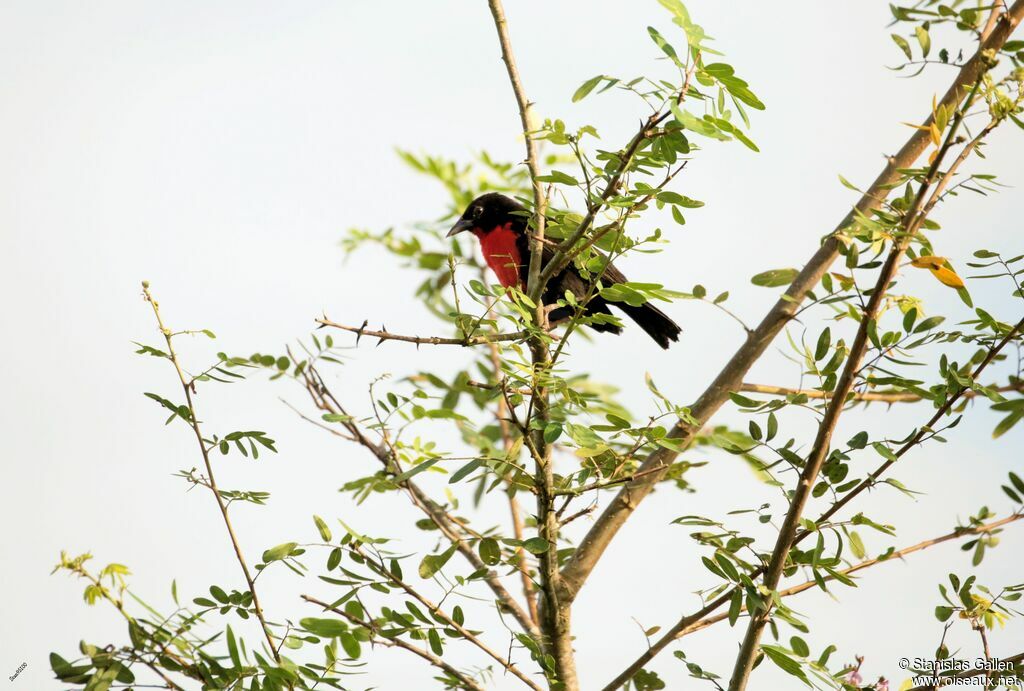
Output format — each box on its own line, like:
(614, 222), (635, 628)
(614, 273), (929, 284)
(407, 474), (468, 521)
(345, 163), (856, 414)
(474, 222), (522, 289)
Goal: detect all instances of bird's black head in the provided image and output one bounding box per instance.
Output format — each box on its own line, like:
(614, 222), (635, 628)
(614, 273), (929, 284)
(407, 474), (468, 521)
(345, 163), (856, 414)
(447, 193), (527, 237)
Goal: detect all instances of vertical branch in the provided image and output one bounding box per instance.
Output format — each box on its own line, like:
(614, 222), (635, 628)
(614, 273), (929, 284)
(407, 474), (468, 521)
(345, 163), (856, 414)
(726, 79), (985, 691)
(487, 332), (541, 626)
(140, 282), (281, 662)
(486, 2), (577, 688)
(486, 0), (546, 296)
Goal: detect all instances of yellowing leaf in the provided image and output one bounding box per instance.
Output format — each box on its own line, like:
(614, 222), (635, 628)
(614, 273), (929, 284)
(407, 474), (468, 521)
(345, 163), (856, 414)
(929, 265), (965, 288)
(910, 255), (965, 289)
(910, 255), (947, 270)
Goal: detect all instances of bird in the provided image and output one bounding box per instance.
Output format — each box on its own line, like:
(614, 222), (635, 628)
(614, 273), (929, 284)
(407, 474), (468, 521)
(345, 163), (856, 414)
(447, 192), (681, 348)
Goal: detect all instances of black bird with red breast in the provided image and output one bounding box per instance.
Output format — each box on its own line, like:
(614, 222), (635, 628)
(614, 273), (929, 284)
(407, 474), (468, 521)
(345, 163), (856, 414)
(448, 192), (681, 349)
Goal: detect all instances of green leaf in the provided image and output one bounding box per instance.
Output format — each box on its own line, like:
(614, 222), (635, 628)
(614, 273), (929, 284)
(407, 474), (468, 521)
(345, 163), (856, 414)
(728, 589), (742, 626)
(647, 26), (681, 65)
(314, 515), (332, 542)
(544, 423), (563, 444)
(915, 26), (931, 57)
(536, 170), (580, 186)
(262, 542), (298, 563)
(657, 191), (704, 208)
(478, 538), (501, 566)
(449, 459), (484, 484)
(849, 531), (866, 560)
(1010, 472), (1024, 496)
(522, 537), (550, 555)
(891, 33), (912, 60)
(428, 628), (444, 656)
(339, 631), (361, 659)
(226, 625), (242, 669)
(761, 645), (811, 685)
(300, 617), (347, 637)
(729, 392), (762, 408)
(573, 75), (604, 103)
(392, 458), (441, 484)
(751, 268), (798, 287)
(418, 545), (458, 579)
(814, 328), (831, 362)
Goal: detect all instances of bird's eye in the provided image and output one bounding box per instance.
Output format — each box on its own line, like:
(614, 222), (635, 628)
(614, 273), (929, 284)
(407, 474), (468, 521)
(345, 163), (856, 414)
(472, 206), (483, 219)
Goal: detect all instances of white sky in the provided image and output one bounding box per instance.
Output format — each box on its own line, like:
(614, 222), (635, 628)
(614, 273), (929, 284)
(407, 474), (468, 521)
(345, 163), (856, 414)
(2, 1), (1023, 689)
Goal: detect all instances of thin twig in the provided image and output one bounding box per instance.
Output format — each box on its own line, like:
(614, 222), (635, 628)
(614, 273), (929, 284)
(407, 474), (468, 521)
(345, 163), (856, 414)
(141, 282), (280, 661)
(316, 317), (527, 347)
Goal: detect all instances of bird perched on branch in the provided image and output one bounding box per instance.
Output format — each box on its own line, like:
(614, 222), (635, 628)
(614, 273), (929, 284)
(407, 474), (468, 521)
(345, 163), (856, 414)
(447, 192), (681, 348)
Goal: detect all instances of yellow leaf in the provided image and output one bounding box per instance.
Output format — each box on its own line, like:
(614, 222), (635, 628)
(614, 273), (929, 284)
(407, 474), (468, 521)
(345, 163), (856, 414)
(928, 147), (939, 165)
(910, 255), (965, 289)
(910, 255), (947, 270)
(930, 266), (965, 288)
(930, 123), (942, 146)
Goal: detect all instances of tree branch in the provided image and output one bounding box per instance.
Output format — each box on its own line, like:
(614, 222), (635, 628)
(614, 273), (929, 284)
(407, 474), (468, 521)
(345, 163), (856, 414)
(738, 381), (1024, 403)
(486, 1), (578, 687)
(316, 317), (527, 347)
(141, 282), (281, 662)
(486, 0), (546, 299)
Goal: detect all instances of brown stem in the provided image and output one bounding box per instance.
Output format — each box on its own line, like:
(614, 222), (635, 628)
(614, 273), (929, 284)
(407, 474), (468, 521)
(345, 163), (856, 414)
(558, 2), (1024, 608)
(141, 282), (280, 661)
(486, 1), (578, 686)
(487, 332), (541, 627)
(485, 0), (546, 298)
(739, 381), (1023, 403)
(316, 317), (527, 347)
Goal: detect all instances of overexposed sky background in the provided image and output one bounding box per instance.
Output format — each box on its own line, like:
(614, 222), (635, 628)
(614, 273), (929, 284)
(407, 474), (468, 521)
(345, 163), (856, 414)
(2, 1), (1023, 689)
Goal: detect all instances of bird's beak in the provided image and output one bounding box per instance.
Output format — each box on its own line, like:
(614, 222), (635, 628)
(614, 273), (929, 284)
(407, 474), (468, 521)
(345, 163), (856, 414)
(447, 218), (474, 237)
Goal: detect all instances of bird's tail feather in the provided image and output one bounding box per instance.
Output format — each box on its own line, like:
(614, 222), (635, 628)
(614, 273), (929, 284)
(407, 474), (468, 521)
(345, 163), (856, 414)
(617, 302), (681, 349)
